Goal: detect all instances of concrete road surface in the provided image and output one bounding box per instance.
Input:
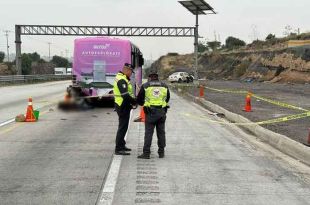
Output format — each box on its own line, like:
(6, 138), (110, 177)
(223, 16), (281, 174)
(0, 85), (309, 205)
(0, 81), (71, 123)
(0, 103), (118, 204)
(110, 93), (310, 205)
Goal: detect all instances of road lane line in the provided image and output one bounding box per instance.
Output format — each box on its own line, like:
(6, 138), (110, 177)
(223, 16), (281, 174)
(97, 110), (134, 205)
(0, 96), (60, 130)
(0, 109), (51, 135)
(0, 119), (15, 127)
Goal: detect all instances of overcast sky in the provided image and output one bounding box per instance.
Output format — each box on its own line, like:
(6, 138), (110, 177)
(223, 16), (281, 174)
(0, 0), (309, 60)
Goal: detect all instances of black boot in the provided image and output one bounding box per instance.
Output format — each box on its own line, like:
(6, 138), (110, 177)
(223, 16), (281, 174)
(138, 153), (150, 159)
(115, 150), (130, 155)
(158, 152), (165, 158)
(122, 146), (132, 151)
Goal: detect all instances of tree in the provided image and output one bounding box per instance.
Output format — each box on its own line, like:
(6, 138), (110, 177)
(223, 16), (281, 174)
(225, 36), (246, 50)
(207, 41), (221, 51)
(198, 40), (208, 53)
(283, 25), (293, 37)
(29, 52), (40, 62)
(21, 54), (32, 75)
(266, 34), (276, 40)
(0, 52), (5, 63)
(51, 55), (69, 67)
(38, 58), (46, 63)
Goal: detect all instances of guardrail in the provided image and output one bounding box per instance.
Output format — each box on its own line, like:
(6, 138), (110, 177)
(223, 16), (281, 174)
(0, 75), (71, 85)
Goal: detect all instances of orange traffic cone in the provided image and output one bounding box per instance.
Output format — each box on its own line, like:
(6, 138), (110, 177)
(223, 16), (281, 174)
(199, 85), (204, 98)
(140, 106), (145, 122)
(64, 92), (71, 102)
(134, 106), (146, 122)
(25, 97), (36, 122)
(243, 92), (252, 112)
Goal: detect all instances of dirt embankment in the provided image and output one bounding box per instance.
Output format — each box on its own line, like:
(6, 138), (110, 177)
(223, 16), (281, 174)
(0, 63), (15, 75)
(151, 47), (310, 84)
(0, 62), (55, 75)
(172, 80), (310, 145)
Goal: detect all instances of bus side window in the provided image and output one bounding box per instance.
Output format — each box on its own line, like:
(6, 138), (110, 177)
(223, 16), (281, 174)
(138, 54), (144, 67)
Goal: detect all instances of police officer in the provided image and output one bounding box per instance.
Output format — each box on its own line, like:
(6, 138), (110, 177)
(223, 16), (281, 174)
(113, 63), (137, 155)
(137, 71), (170, 159)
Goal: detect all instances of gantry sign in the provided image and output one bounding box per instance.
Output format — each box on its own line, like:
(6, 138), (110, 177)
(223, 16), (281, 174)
(15, 0), (216, 76)
(15, 25), (195, 75)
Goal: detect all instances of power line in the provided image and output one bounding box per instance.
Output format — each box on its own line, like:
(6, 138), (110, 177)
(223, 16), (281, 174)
(23, 35), (69, 50)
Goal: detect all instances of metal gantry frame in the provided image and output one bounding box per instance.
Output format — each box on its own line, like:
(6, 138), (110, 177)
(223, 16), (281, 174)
(15, 1), (216, 76)
(18, 25), (195, 36)
(15, 25), (196, 74)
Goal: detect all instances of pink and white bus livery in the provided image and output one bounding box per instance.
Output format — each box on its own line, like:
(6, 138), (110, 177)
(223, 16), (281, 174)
(69, 37), (144, 103)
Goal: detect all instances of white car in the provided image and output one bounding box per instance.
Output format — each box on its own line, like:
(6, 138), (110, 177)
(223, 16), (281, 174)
(168, 72), (190, 83)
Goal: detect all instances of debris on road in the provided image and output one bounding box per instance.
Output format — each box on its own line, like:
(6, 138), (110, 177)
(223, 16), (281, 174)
(15, 114), (25, 122)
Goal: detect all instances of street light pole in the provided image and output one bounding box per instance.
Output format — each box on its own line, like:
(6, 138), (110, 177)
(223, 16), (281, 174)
(179, 0), (216, 80)
(4, 30), (10, 62)
(194, 12), (199, 80)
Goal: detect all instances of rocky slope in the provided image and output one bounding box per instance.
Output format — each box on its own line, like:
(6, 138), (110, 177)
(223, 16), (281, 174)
(151, 46), (310, 84)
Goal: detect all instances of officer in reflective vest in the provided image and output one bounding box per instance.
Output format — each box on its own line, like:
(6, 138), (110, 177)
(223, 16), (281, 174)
(137, 71), (170, 159)
(113, 63), (137, 155)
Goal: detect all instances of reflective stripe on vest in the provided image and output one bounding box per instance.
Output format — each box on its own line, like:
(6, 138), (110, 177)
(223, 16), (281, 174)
(113, 72), (134, 106)
(144, 86), (168, 108)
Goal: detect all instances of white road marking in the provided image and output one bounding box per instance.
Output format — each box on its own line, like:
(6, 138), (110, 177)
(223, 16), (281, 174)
(0, 119), (15, 127)
(98, 110), (134, 205)
(0, 95), (62, 129)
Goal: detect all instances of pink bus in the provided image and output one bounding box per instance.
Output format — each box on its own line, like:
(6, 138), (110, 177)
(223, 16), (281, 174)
(69, 37), (144, 102)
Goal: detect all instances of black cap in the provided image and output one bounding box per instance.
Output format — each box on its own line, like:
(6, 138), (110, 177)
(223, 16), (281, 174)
(148, 70), (158, 77)
(124, 63), (135, 73)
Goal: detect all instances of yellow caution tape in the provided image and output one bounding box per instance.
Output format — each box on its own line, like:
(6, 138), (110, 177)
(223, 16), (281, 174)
(204, 86), (248, 94)
(169, 83), (309, 112)
(251, 94), (309, 112)
(182, 111), (310, 125)
(203, 86), (309, 112)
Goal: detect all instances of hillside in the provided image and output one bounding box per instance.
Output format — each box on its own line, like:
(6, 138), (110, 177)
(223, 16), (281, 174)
(150, 35), (310, 84)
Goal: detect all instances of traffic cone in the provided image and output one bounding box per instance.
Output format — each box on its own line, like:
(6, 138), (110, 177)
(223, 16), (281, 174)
(134, 106), (146, 122)
(199, 85), (204, 98)
(64, 92), (71, 103)
(243, 92), (252, 112)
(140, 106), (145, 122)
(25, 97), (36, 122)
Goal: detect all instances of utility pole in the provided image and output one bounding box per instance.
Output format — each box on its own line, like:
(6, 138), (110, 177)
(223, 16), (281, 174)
(48, 42), (51, 61)
(4, 30), (10, 62)
(214, 30), (217, 41)
(65, 49), (69, 60)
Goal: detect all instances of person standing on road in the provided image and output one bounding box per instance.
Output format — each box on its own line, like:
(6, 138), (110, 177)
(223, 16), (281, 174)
(136, 71), (170, 159)
(113, 63), (137, 155)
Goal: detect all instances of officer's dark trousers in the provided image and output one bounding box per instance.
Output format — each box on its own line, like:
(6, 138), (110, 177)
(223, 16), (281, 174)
(143, 110), (166, 155)
(115, 107), (131, 151)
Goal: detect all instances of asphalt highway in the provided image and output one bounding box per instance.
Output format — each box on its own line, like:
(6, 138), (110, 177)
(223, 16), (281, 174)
(0, 82), (309, 205)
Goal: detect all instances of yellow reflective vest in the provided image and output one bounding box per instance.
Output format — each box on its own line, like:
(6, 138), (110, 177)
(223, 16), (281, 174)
(144, 83), (168, 108)
(113, 72), (134, 106)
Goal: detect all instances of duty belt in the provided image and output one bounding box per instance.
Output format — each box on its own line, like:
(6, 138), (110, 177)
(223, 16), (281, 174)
(150, 105), (163, 109)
